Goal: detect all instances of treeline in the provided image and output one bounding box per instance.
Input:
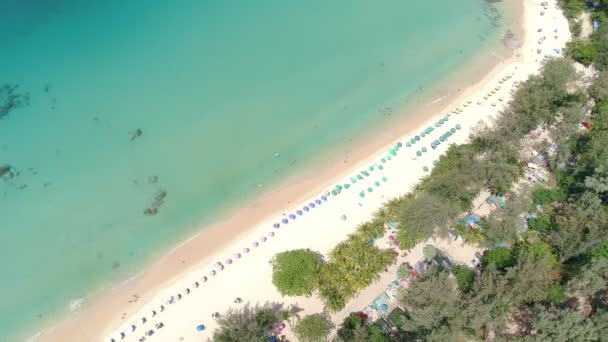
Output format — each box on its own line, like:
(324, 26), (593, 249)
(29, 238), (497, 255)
(563, 0), (608, 69)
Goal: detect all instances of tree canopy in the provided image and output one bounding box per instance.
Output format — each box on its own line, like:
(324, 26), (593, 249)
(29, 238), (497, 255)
(270, 249), (322, 296)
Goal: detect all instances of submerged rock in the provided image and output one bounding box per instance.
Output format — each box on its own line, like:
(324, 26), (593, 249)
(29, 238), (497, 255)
(0, 84), (30, 119)
(143, 190), (167, 216)
(0, 165), (10, 177)
(130, 128), (143, 141)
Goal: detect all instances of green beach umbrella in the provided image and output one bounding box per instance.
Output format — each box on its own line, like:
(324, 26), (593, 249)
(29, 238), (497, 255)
(444, 115), (449, 121)
(405, 142), (411, 148)
(359, 192), (365, 198)
(389, 149), (397, 156)
(440, 136), (446, 142)
(416, 151), (422, 157)
(434, 139), (440, 145)
(357, 175), (364, 180)
(410, 138), (416, 144)
(422, 147), (427, 153)
(375, 181), (380, 187)
(362, 171), (369, 176)
(438, 119), (444, 124)
(423, 166), (429, 172)
(434, 122), (440, 127)
(450, 128), (456, 133)
(369, 166), (374, 172)
(382, 176), (387, 182)
(387, 155), (392, 160)
(350, 177), (357, 183)
(378, 165), (384, 170)
(331, 190), (338, 196)
(421, 132), (426, 137)
(367, 187), (373, 193)
(344, 184), (351, 189)
(446, 131), (452, 137)
(336, 185), (343, 190)
(456, 124), (462, 130)
(381, 158), (387, 163)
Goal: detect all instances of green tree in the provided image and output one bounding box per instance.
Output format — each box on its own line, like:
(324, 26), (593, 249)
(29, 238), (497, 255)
(452, 265), (476, 292)
(293, 313), (334, 342)
(566, 40), (599, 66)
(589, 71), (608, 101)
(532, 187), (566, 205)
(399, 268), (461, 332)
(591, 309), (608, 341)
(568, 257), (608, 296)
(270, 249), (322, 296)
(482, 247), (514, 270)
(530, 305), (599, 341)
(367, 325), (389, 342)
(213, 303), (281, 342)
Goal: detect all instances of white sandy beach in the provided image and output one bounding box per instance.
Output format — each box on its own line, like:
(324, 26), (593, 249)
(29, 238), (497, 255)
(37, 1), (571, 341)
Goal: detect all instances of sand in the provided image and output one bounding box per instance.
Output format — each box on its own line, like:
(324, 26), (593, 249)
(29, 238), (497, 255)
(35, 1), (571, 341)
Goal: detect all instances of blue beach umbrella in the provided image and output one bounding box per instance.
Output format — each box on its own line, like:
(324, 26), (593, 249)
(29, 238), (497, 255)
(415, 135), (421, 141)
(197, 324), (206, 331)
(289, 213), (296, 219)
(380, 304), (388, 312)
(282, 218), (288, 224)
(273, 223), (280, 228)
(439, 136), (446, 142)
(397, 142), (403, 147)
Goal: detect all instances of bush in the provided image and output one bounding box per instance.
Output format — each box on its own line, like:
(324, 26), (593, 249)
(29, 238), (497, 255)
(452, 265), (476, 291)
(294, 313), (334, 342)
(566, 40), (599, 66)
(559, 0), (587, 19)
(482, 247), (514, 270)
(544, 284), (567, 303)
(532, 187), (566, 205)
(368, 325), (389, 342)
(271, 249), (322, 296)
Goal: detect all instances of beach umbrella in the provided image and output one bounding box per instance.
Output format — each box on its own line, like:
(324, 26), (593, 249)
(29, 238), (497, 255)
(193, 281), (199, 288)
(131, 325), (137, 332)
(225, 259), (233, 264)
(368, 166), (374, 172)
(321, 195), (328, 201)
(336, 185), (343, 190)
(446, 131), (452, 137)
(359, 192), (365, 198)
(382, 176), (387, 182)
(362, 170), (369, 176)
(260, 236), (267, 242)
(367, 187), (373, 193)
(323, 190), (330, 196)
(492, 102), (496, 106)
(389, 235), (395, 241)
(341, 214), (347, 221)
(315, 199), (322, 204)
(393, 241), (399, 246)
(422, 147), (427, 153)
(433, 160), (438, 165)
(415, 135), (421, 141)
(389, 149), (397, 156)
(159, 305), (165, 312)
(450, 128), (456, 133)
(296, 210), (303, 215)
(377, 165), (383, 170)
(268, 232), (275, 237)
(463, 103), (468, 107)
(410, 138), (416, 144)
(397, 142), (403, 147)
(374, 181), (380, 187)
(303, 206), (310, 212)
(350, 177), (357, 184)
(423, 166), (429, 172)
(331, 190), (337, 196)
(434, 122), (440, 127)
(309, 202), (316, 208)
(273, 223), (280, 228)
(439, 136), (446, 142)
(435, 139), (440, 145)
(456, 124), (462, 129)
(151, 310), (157, 317)
(344, 184), (351, 189)
(243, 247), (250, 253)
(234, 253), (241, 259)
(394, 146), (399, 151)
(499, 97), (504, 101)
(381, 157), (387, 163)
(416, 151), (422, 157)
(421, 132), (426, 137)
(444, 115), (449, 121)
(477, 101), (482, 105)
(438, 118), (444, 124)
(411, 156), (417, 160)
(252, 241), (259, 247)
(281, 218), (288, 224)
(357, 174), (364, 180)
(380, 304), (388, 312)
(386, 155), (392, 160)
(196, 324), (205, 332)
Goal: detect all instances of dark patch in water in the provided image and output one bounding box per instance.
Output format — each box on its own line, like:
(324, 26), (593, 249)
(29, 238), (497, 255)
(144, 190), (167, 216)
(0, 165), (11, 177)
(0, 84), (30, 119)
(130, 128), (143, 142)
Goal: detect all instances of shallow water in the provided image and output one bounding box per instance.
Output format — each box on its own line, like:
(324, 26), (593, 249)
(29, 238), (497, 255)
(0, 0), (508, 339)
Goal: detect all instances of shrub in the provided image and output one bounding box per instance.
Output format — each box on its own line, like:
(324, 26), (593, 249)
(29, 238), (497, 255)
(293, 313), (334, 342)
(452, 265), (476, 291)
(482, 247), (514, 270)
(270, 249), (322, 296)
(532, 187), (566, 205)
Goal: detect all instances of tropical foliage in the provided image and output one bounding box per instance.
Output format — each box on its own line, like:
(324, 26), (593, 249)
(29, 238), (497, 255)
(213, 303), (281, 342)
(293, 313), (334, 342)
(270, 249), (322, 296)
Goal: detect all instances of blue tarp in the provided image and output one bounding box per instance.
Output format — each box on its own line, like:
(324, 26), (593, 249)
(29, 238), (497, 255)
(372, 293), (390, 309)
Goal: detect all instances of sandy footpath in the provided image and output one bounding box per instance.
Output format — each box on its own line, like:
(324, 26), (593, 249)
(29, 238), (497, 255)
(35, 1), (570, 341)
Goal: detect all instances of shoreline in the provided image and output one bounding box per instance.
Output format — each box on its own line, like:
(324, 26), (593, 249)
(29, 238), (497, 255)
(30, 0), (565, 341)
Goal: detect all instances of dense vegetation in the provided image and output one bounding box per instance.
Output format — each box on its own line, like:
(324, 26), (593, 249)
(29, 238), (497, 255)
(270, 249), (322, 296)
(293, 313), (334, 342)
(212, 303), (283, 342)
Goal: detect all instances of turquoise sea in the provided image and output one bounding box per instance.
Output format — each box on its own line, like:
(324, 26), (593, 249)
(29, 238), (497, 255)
(0, 0), (510, 340)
